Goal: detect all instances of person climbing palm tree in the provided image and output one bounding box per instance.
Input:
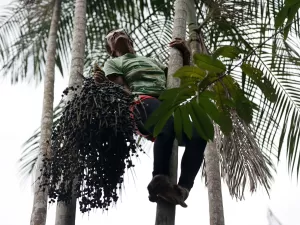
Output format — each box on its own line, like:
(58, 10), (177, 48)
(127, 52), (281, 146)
(96, 28), (207, 207)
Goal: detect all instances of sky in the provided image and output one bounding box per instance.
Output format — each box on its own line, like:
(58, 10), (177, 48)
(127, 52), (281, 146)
(1, 1), (300, 225)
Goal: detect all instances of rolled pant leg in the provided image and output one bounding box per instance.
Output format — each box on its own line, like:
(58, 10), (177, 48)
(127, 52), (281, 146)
(178, 128), (207, 190)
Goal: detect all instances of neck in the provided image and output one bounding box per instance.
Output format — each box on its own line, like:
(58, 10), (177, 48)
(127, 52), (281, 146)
(114, 49), (135, 57)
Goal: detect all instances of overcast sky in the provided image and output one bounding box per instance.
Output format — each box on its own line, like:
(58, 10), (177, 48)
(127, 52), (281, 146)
(1, 1), (300, 225)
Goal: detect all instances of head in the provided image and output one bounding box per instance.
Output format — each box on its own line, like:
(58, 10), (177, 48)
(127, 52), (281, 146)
(105, 28), (135, 57)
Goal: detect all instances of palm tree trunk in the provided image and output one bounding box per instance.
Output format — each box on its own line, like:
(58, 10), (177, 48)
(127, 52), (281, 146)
(155, 0), (190, 224)
(30, 0), (62, 224)
(187, 3), (225, 224)
(54, 0), (87, 224)
(205, 142), (225, 225)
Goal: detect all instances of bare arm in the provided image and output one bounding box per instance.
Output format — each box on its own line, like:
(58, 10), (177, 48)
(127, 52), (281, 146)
(169, 38), (191, 66)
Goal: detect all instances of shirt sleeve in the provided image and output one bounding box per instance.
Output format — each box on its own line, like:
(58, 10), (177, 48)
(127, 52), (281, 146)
(103, 59), (123, 77)
(149, 58), (167, 71)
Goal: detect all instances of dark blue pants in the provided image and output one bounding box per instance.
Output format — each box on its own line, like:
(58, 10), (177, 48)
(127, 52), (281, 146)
(133, 97), (207, 191)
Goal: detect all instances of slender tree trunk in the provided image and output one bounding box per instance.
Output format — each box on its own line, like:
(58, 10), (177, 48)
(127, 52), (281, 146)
(187, 3), (225, 224)
(30, 0), (62, 224)
(55, 0), (87, 224)
(205, 142), (225, 225)
(155, 0), (190, 224)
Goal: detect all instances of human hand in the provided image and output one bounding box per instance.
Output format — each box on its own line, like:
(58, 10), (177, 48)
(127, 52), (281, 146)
(169, 38), (191, 65)
(93, 64), (108, 84)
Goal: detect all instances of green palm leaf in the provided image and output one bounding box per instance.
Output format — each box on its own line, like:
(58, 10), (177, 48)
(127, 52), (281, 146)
(197, 0), (300, 177)
(18, 100), (63, 182)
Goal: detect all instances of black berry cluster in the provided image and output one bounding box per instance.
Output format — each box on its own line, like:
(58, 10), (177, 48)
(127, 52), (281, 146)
(39, 76), (143, 213)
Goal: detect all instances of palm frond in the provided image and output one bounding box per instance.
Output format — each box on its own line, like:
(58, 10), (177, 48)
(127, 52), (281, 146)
(196, 0), (300, 176)
(215, 111), (275, 199)
(0, 0), (54, 83)
(191, 1), (276, 197)
(84, 10), (174, 72)
(18, 100), (64, 181)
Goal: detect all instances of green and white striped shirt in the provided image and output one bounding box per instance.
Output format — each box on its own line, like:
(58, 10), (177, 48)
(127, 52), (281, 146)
(103, 53), (167, 96)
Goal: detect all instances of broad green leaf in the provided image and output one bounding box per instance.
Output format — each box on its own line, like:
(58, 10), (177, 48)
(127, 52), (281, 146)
(147, 87), (195, 131)
(213, 46), (243, 59)
(214, 76), (237, 108)
(159, 88), (180, 101)
(173, 66), (206, 80)
(159, 86), (195, 102)
(258, 77), (278, 102)
(187, 103), (208, 140)
(219, 114), (233, 135)
(286, 0), (300, 7)
(189, 100), (214, 141)
(198, 94), (233, 135)
(200, 90), (217, 100)
(213, 82), (233, 112)
(171, 88), (195, 105)
(213, 76), (254, 124)
(193, 53), (226, 73)
(153, 109), (174, 137)
(181, 105), (193, 140)
(222, 98), (236, 107)
(180, 81), (198, 89)
(179, 81), (199, 92)
(222, 76), (244, 102)
(173, 107), (183, 144)
(198, 95), (221, 124)
(197, 72), (219, 92)
(235, 93), (253, 124)
(241, 63), (277, 103)
(275, 5), (289, 29)
(241, 63), (263, 82)
(144, 101), (174, 129)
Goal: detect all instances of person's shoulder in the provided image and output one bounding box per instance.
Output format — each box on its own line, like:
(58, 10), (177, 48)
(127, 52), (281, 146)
(104, 57), (123, 68)
(104, 57), (119, 64)
(103, 56), (125, 75)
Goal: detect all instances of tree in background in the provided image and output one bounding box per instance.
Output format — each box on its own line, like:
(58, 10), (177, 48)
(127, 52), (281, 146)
(30, 0), (62, 224)
(155, 0), (188, 224)
(53, 0), (87, 224)
(187, 3), (225, 225)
